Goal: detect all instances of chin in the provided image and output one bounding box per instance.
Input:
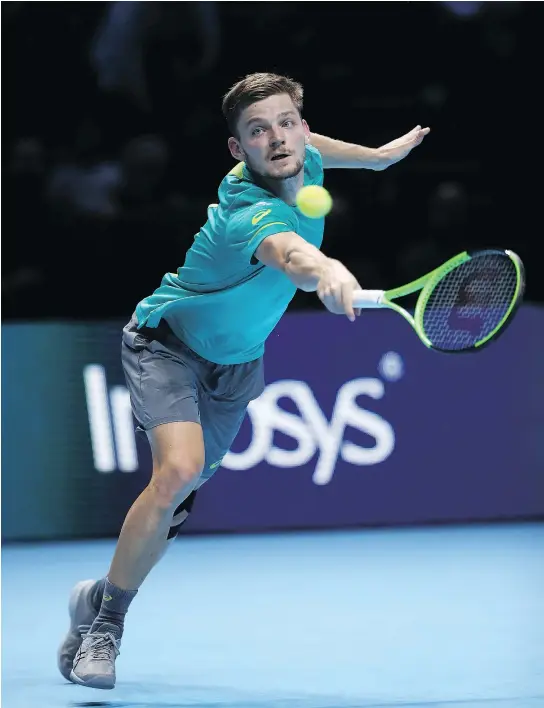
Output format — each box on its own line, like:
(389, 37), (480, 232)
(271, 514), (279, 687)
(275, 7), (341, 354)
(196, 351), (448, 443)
(266, 157), (304, 181)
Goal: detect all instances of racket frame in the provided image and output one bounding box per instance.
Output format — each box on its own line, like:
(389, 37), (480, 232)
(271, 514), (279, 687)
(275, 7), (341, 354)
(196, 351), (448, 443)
(355, 249), (526, 353)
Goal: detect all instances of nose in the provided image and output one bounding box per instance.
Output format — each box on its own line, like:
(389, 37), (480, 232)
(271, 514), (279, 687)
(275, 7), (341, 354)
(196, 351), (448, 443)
(269, 130), (285, 149)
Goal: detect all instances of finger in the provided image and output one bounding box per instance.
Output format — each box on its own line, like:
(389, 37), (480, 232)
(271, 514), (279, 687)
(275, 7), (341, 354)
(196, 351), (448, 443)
(329, 282), (341, 300)
(324, 294), (336, 310)
(352, 281), (362, 317)
(322, 289), (333, 307)
(341, 282), (355, 322)
(324, 293), (342, 315)
(329, 286), (343, 315)
(317, 284), (329, 301)
(321, 282), (338, 314)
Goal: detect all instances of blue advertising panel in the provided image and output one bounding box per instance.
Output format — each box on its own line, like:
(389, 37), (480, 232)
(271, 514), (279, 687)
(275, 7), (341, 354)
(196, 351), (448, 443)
(2, 305), (543, 541)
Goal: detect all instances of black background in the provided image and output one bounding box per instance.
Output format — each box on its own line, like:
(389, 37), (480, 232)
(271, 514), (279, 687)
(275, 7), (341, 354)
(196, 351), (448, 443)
(3, 1), (541, 321)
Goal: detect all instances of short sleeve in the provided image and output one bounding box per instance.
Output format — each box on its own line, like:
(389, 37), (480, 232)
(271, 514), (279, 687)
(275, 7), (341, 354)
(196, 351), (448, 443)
(304, 144), (324, 186)
(225, 199), (299, 264)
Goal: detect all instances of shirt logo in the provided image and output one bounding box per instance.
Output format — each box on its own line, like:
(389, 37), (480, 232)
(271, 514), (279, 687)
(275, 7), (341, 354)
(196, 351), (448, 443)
(251, 209), (271, 225)
(209, 458), (224, 470)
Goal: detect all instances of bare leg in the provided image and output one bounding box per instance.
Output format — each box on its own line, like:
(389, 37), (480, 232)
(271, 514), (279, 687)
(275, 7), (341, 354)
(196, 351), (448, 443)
(106, 421), (204, 590)
(70, 421), (206, 688)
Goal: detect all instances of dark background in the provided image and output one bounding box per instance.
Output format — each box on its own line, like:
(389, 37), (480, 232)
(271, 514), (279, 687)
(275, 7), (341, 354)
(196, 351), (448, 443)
(3, 1), (541, 321)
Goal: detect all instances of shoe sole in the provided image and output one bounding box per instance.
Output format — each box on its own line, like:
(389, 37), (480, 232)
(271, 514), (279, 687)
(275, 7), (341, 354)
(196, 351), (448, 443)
(69, 669), (115, 690)
(57, 579), (97, 681)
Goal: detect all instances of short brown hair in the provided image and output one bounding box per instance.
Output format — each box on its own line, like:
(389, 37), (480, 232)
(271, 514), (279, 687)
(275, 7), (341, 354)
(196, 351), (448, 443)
(222, 72), (304, 137)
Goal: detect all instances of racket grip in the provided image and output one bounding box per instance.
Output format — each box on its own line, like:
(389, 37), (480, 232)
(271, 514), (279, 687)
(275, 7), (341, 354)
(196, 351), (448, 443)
(352, 289), (386, 308)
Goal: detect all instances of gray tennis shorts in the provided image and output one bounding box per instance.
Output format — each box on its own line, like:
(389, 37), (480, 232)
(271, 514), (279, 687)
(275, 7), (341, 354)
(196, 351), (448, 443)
(121, 315), (265, 484)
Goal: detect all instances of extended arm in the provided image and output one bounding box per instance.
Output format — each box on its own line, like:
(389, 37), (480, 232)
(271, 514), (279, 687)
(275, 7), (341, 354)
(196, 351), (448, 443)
(310, 125), (430, 170)
(255, 231), (361, 321)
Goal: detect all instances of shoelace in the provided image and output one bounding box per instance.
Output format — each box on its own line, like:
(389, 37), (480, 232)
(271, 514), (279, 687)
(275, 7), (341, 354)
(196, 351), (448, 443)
(82, 631), (121, 660)
(77, 624), (91, 637)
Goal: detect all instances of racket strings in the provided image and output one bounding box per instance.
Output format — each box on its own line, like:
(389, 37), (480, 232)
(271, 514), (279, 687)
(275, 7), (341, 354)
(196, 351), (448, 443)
(422, 255), (518, 351)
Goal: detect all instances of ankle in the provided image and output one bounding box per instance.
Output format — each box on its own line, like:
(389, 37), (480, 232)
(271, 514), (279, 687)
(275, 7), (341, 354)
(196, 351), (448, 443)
(90, 578), (106, 612)
(91, 578), (138, 633)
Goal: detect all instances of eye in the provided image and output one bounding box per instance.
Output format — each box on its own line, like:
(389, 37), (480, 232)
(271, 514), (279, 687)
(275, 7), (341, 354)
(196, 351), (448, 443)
(251, 127), (264, 137)
(283, 120), (294, 128)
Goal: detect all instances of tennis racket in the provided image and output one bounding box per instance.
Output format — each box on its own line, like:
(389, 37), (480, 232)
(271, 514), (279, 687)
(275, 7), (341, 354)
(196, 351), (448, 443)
(353, 249), (525, 353)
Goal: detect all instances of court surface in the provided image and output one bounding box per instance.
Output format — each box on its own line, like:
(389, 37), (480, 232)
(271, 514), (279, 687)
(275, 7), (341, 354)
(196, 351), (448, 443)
(2, 522), (544, 708)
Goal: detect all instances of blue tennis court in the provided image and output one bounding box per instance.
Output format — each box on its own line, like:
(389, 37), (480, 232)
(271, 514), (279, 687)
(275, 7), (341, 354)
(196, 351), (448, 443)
(3, 522), (543, 708)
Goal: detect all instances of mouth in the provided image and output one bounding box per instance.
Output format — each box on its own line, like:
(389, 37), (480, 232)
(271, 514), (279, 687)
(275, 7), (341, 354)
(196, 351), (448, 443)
(270, 153), (291, 163)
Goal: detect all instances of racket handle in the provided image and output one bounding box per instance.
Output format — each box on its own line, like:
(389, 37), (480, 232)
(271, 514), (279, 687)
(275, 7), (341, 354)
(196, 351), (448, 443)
(352, 289), (386, 308)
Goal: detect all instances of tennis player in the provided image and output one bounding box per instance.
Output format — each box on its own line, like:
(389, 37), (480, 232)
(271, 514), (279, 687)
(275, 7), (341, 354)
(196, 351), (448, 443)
(59, 72), (429, 689)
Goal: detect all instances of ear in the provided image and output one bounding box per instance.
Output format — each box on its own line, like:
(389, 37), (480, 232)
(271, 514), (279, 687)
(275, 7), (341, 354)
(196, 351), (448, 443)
(302, 119), (311, 144)
(228, 136), (245, 162)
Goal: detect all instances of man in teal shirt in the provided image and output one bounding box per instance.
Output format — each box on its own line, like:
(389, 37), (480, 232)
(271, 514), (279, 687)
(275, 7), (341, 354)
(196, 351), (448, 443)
(135, 142), (326, 364)
(60, 72), (429, 689)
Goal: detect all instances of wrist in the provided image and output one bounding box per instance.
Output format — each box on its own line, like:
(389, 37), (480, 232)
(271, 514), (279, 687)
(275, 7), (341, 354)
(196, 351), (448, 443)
(308, 255), (332, 291)
(350, 146), (383, 171)
(373, 147), (391, 171)
(284, 249), (330, 292)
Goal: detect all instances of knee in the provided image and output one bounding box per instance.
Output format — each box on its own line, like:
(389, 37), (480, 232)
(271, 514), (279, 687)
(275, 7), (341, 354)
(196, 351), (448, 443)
(151, 455), (204, 507)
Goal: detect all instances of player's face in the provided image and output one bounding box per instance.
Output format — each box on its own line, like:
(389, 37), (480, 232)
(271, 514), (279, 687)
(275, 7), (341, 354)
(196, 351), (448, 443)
(229, 94), (309, 181)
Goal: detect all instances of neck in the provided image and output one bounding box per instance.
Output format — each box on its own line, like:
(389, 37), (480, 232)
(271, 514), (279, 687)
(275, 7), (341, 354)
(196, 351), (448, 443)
(250, 170), (304, 207)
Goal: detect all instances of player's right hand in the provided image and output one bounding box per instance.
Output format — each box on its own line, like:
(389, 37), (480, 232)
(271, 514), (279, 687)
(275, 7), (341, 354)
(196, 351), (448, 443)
(316, 259), (362, 322)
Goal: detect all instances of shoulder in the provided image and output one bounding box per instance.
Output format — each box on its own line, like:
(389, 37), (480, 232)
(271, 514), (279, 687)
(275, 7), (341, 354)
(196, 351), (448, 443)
(226, 196), (298, 242)
(306, 143), (323, 164)
(304, 144), (324, 185)
(218, 164), (267, 214)
(218, 169), (295, 228)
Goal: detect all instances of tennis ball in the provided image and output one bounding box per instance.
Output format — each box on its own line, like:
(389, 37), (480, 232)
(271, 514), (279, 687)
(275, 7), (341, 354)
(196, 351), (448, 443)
(296, 185), (333, 218)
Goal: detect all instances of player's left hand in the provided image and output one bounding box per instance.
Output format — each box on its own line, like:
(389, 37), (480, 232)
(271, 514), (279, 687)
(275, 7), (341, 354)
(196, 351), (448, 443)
(378, 125), (430, 169)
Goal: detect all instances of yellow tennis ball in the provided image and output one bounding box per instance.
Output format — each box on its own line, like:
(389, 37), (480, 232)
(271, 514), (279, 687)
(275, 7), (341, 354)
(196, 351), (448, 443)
(296, 185), (333, 218)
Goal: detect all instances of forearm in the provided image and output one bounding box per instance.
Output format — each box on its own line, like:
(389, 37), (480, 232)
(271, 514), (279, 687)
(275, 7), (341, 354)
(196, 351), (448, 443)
(255, 231), (335, 291)
(284, 241), (331, 292)
(309, 132), (385, 171)
(255, 232), (360, 319)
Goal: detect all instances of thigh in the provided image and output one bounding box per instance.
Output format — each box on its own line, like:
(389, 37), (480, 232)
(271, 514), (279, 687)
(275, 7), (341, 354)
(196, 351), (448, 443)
(121, 323), (201, 431)
(198, 398), (249, 486)
(146, 421), (205, 474)
(197, 356), (264, 486)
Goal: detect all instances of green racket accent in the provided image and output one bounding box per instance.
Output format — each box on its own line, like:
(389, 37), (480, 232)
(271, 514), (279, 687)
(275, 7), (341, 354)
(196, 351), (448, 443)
(414, 251), (472, 349)
(379, 252), (472, 347)
(472, 251), (524, 348)
(416, 250), (523, 352)
(375, 250), (525, 353)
